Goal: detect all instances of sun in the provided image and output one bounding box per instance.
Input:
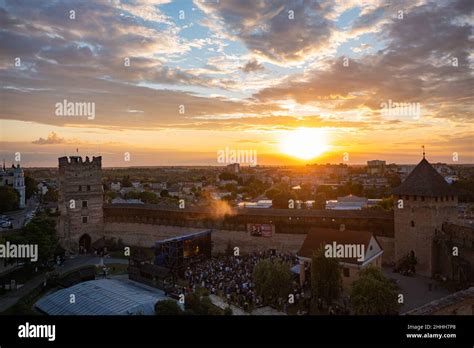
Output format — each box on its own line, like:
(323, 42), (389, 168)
(278, 128), (329, 160)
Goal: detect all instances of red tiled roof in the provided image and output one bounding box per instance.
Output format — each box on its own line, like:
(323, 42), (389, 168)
(297, 227), (379, 265)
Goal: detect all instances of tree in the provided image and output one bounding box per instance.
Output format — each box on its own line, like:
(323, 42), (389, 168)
(0, 186), (20, 212)
(272, 192), (296, 209)
(313, 192), (327, 209)
(265, 188), (280, 200)
(311, 248), (342, 309)
(24, 175), (38, 199)
(160, 189), (170, 198)
(253, 259), (293, 305)
(155, 300), (183, 315)
(22, 217), (58, 264)
(184, 293), (221, 315)
(43, 188), (59, 202)
(122, 175), (132, 187)
(219, 172), (238, 181)
(350, 266), (400, 315)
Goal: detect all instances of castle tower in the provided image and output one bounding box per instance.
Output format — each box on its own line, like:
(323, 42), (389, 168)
(393, 157), (459, 277)
(58, 156), (103, 252)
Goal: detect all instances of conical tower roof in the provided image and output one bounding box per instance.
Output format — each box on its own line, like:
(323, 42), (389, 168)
(392, 158), (458, 197)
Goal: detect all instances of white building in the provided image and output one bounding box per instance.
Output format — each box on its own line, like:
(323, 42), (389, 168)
(110, 182), (121, 191)
(326, 195), (368, 210)
(0, 163), (26, 209)
(238, 200), (273, 209)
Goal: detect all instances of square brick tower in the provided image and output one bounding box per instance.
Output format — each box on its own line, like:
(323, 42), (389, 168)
(58, 156), (104, 252)
(393, 157), (459, 277)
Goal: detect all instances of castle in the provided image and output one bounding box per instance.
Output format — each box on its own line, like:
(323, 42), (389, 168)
(58, 156), (103, 252)
(0, 163), (26, 209)
(393, 157), (461, 277)
(57, 155), (472, 283)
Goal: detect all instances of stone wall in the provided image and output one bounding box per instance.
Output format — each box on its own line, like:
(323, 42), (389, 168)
(58, 156), (104, 251)
(394, 195), (458, 277)
(103, 222), (306, 254)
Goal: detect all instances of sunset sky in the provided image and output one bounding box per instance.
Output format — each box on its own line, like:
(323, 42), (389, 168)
(0, 0), (473, 167)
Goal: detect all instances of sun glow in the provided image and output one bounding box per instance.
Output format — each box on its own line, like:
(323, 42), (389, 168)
(278, 128), (329, 160)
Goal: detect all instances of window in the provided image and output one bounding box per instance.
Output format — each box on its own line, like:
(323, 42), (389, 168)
(82, 200), (88, 208)
(435, 197), (438, 202)
(343, 268), (350, 277)
(421, 196), (425, 202)
(82, 216), (88, 223)
(87, 185), (91, 191)
(78, 185), (82, 191)
(414, 196), (417, 201)
(411, 220), (415, 227)
(405, 195), (410, 201)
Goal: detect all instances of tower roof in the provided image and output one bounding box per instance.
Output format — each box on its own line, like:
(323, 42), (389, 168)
(392, 158), (458, 197)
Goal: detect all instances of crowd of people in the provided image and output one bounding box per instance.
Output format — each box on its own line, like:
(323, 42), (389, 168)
(183, 250), (308, 312)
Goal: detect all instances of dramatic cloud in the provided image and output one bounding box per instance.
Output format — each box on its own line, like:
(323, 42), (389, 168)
(255, 0), (474, 122)
(195, 0), (335, 64)
(241, 59), (265, 73)
(0, 0), (472, 165)
(32, 132), (66, 145)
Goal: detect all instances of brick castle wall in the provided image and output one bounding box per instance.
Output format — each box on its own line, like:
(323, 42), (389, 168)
(58, 156), (104, 251)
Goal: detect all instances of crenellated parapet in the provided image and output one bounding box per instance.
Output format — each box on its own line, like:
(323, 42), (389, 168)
(58, 156), (102, 172)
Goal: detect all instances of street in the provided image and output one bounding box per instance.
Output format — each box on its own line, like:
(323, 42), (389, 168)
(0, 196), (39, 231)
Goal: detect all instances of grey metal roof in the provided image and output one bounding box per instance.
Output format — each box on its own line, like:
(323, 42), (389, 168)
(36, 278), (173, 315)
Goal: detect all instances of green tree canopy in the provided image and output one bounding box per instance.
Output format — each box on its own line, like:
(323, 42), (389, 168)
(253, 259), (293, 305)
(22, 217), (58, 263)
(43, 188), (59, 202)
(350, 266), (400, 315)
(24, 175), (38, 199)
(0, 186), (20, 212)
(155, 300), (183, 315)
(310, 248), (342, 309)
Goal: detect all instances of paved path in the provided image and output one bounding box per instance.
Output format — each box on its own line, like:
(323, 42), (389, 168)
(382, 267), (451, 313)
(0, 255), (128, 312)
(209, 294), (286, 315)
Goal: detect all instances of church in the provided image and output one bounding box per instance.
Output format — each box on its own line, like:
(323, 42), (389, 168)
(0, 162), (26, 209)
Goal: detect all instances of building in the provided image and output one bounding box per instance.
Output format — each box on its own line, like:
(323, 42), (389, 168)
(111, 198), (144, 205)
(58, 156), (104, 252)
(326, 195), (368, 210)
(226, 163), (240, 174)
(110, 182), (121, 191)
(297, 227), (384, 289)
(0, 163), (26, 209)
(238, 200), (273, 209)
(367, 160), (386, 175)
(393, 157), (459, 277)
(37, 182), (49, 195)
